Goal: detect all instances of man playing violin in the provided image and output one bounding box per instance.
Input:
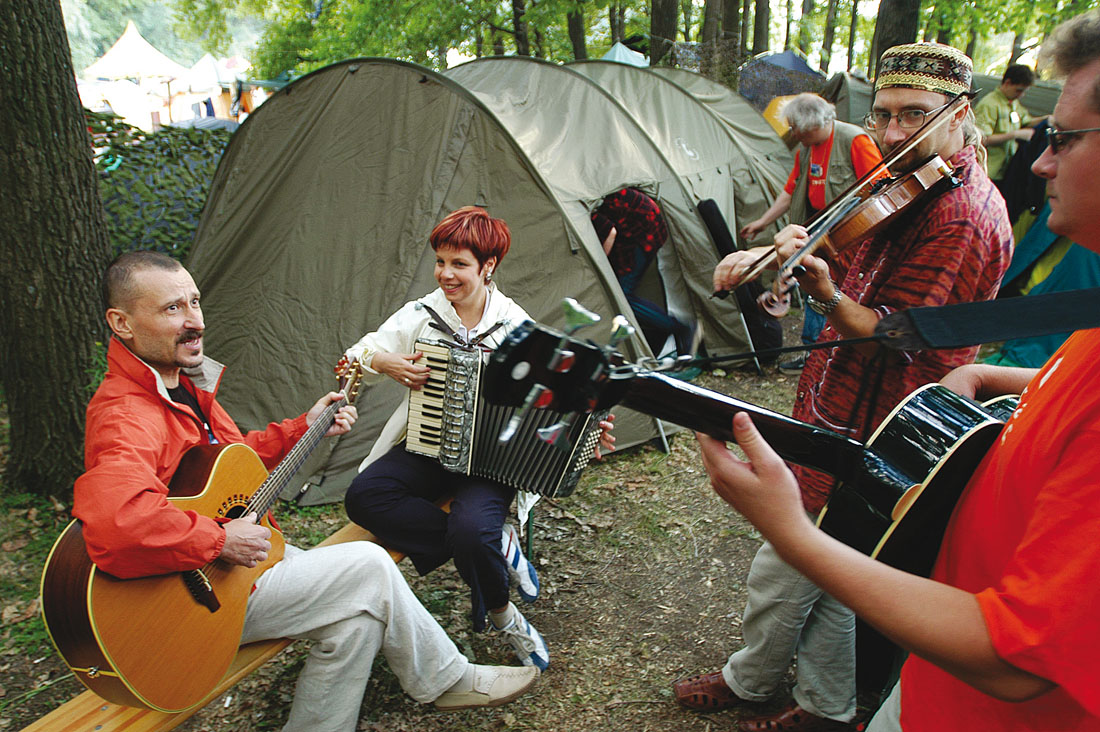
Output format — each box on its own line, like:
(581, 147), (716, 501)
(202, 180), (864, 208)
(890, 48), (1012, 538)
(675, 43), (1013, 731)
(698, 11), (1100, 730)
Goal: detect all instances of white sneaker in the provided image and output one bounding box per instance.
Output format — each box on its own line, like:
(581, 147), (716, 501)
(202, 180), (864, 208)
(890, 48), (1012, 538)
(502, 523), (539, 603)
(433, 664), (538, 711)
(493, 603), (550, 670)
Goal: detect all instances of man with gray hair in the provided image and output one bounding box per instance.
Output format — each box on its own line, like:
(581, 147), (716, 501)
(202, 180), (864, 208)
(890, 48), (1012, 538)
(738, 93), (883, 242)
(696, 12), (1100, 730)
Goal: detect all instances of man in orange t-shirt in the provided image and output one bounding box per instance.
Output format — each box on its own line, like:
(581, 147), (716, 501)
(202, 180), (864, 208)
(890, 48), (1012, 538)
(696, 12), (1100, 730)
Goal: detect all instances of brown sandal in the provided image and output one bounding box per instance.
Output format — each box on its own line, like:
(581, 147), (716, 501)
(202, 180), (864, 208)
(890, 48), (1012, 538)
(673, 671), (749, 711)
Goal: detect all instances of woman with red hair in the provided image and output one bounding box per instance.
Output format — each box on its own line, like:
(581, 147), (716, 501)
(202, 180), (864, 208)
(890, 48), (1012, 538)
(342, 207), (556, 671)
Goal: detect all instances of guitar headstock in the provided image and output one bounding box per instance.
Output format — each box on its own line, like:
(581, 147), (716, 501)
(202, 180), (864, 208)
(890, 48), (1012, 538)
(485, 320), (628, 414)
(333, 356), (365, 406)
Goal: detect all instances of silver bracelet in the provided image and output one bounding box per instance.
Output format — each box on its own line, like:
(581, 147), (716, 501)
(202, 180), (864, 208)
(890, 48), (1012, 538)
(806, 281), (843, 315)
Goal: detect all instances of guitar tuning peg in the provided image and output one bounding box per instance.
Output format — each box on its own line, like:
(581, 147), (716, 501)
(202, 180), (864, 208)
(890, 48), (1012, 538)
(334, 355), (349, 376)
(499, 383), (554, 443)
(561, 297), (601, 334)
(608, 315), (635, 349)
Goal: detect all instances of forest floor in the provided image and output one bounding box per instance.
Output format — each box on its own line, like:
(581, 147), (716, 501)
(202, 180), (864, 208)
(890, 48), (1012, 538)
(0, 317), (861, 732)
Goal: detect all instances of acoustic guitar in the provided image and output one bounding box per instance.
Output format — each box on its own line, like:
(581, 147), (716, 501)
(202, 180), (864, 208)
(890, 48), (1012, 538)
(39, 359), (363, 713)
(485, 321), (1015, 580)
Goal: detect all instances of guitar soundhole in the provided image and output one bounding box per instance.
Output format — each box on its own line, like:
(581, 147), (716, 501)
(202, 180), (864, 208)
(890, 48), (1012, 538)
(221, 495), (251, 519)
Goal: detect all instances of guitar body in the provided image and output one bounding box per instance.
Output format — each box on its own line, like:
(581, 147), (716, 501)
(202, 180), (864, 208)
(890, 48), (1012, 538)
(41, 443), (285, 712)
(818, 383), (1006, 577)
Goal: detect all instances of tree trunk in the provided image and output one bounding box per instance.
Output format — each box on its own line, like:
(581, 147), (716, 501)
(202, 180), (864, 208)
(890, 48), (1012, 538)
(847, 0), (859, 71)
(609, 2), (625, 43)
(650, 0), (679, 65)
(1010, 31), (1025, 64)
(1, 0), (113, 499)
(493, 30), (506, 56)
(741, 0), (752, 56)
(821, 0), (838, 72)
(965, 26), (978, 60)
(723, 0), (742, 46)
(532, 26), (544, 58)
(513, 0), (530, 55)
(797, 0), (814, 55)
(752, 0), (770, 55)
(871, 0), (920, 65)
(568, 5), (587, 59)
(703, 0), (722, 44)
(784, 0), (793, 50)
(476, 25), (484, 58)
(683, 0), (694, 41)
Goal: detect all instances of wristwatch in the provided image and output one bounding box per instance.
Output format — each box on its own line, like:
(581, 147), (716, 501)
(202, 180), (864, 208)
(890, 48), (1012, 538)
(806, 281), (843, 315)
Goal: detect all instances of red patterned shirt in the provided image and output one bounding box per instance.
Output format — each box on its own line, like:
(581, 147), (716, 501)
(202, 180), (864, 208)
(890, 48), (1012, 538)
(791, 145), (1013, 513)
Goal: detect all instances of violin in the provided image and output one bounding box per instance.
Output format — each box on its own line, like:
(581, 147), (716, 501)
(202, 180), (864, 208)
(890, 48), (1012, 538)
(756, 155), (961, 317)
(716, 90), (974, 316)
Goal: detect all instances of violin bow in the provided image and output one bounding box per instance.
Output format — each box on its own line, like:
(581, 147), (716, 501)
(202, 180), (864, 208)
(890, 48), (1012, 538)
(719, 90), (975, 293)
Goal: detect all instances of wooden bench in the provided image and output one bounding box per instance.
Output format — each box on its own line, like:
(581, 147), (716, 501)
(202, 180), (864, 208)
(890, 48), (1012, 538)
(22, 516), (439, 732)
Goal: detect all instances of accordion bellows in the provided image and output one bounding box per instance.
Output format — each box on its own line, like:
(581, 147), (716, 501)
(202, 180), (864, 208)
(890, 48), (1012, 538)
(406, 341), (605, 498)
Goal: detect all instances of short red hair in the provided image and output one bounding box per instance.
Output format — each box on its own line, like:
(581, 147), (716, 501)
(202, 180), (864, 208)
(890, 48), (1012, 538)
(429, 206), (511, 266)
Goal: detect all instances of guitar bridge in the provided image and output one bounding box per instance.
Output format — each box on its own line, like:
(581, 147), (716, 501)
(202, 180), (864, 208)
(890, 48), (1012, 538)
(182, 569), (221, 613)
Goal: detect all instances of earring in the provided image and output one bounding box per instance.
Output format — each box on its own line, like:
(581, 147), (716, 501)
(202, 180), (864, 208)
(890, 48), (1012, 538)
(485, 269), (493, 283)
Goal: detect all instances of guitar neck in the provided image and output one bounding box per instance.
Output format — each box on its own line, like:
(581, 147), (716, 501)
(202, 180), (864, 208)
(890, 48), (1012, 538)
(247, 401), (340, 517)
(617, 371), (873, 484)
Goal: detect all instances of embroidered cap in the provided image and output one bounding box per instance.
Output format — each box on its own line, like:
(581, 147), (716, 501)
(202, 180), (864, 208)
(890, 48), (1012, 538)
(875, 42), (973, 96)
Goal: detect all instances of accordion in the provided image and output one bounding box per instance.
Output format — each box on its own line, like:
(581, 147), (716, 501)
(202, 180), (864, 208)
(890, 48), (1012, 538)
(406, 340), (606, 498)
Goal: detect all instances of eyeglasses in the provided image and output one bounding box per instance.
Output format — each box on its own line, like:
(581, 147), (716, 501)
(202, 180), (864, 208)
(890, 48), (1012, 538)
(863, 101), (952, 131)
(1044, 125), (1100, 154)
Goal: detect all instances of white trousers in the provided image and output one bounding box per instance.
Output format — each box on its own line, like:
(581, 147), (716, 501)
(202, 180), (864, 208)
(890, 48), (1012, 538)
(722, 540), (857, 722)
(241, 541), (467, 732)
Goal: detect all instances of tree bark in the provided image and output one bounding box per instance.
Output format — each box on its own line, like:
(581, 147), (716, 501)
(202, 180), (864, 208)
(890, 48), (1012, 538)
(609, 2), (625, 43)
(871, 0), (920, 65)
(741, 0), (752, 56)
(650, 0), (679, 65)
(752, 0), (770, 55)
(1010, 31), (1025, 65)
(513, 0), (530, 55)
(1, 0), (113, 498)
(682, 0), (694, 41)
(821, 0), (838, 72)
(847, 0), (859, 71)
(798, 0), (815, 55)
(784, 0), (793, 50)
(568, 4), (587, 59)
(702, 0), (722, 45)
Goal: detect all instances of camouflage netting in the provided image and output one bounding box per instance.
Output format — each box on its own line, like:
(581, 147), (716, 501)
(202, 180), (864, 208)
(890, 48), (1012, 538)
(87, 110), (233, 261)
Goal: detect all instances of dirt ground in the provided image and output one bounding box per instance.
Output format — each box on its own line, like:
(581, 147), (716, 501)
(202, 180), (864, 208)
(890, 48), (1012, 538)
(1, 320), (821, 732)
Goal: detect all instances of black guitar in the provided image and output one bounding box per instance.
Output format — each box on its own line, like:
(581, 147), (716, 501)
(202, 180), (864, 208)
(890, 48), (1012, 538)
(485, 320), (1013, 581)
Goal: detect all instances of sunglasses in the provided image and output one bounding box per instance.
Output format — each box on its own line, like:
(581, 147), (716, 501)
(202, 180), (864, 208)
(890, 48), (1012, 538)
(1045, 125), (1100, 154)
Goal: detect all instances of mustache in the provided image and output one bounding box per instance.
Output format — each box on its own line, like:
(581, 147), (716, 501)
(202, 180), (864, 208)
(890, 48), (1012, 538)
(177, 329), (203, 344)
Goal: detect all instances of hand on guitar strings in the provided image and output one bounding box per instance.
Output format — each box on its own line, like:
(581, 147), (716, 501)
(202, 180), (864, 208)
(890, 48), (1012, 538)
(696, 414), (816, 548)
(219, 511), (273, 567)
(306, 391), (359, 436)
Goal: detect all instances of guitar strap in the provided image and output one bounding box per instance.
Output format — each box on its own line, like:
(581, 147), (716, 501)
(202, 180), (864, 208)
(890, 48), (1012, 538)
(695, 288), (1100, 369)
(873, 288), (1100, 351)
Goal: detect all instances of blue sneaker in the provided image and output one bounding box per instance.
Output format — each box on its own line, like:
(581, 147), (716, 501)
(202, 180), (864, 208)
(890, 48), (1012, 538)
(502, 523), (539, 603)
(493, 603), (550, 671)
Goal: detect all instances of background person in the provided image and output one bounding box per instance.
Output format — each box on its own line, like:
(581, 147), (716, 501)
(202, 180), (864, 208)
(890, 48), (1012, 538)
(738, 94), (884, 373)
(975, 64), (1046, 189)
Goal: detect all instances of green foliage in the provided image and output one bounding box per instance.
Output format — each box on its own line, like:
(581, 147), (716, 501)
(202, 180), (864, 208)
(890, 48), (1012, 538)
(86, 110), (232, 262)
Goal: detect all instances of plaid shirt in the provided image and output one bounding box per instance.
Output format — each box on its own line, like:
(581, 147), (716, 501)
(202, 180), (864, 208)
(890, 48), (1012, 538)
(792, 145), (1013, 513)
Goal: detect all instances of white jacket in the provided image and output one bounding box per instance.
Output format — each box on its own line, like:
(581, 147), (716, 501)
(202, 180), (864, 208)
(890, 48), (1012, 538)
(344, 286), (540, 524)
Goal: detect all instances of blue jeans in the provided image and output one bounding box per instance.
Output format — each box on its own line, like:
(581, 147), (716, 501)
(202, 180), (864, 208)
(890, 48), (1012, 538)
(802, 306), (827, 346)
